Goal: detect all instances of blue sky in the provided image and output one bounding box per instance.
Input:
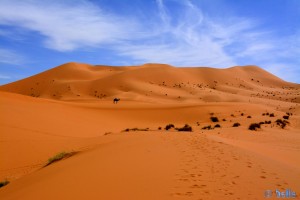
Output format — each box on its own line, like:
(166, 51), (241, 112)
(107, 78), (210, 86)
(0, 0), (299, 84)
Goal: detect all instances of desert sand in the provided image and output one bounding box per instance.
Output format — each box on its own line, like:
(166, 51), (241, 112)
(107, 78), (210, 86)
(0, 62), (299, 199)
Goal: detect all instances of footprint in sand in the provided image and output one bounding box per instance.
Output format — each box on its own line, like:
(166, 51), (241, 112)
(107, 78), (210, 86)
(185, 191), (193, 196)
(190, 184), (201, 188)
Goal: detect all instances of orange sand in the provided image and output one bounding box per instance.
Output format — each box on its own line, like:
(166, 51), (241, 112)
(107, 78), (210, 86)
(0, 63), (299, 199)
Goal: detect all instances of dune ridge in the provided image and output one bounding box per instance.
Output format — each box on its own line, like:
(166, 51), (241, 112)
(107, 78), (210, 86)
(1, 62), (298, 103)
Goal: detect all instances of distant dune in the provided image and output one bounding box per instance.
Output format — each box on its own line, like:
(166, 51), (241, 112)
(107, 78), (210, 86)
(0, 62), (299, 200)
(1, 62), (299, 104)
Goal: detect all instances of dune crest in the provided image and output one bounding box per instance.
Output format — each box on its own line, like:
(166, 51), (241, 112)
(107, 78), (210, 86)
(0, 62), (298, 104)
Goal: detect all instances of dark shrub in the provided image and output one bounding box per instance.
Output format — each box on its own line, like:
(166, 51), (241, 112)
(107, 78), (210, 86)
(262, 113), (265, 116)
(233, 123), (241, 127)
(158, 127), (162, 130)
(283, 115), (289, 120)
(123, 128), (149, 132)
(165, 124), (175, 130)
(259, 122), (265, 125)
(0, 180), (9, 188)
(202, 125), (212, 130)
(241, 113), (244, 116)
(176, 124), (192, 132)
(265, 121), (271, 124)
(210, 117), (219, 122)
(248, 123), (261, 130)
(247, 116), (252, 118)
(269, 113), (275, 117)
(214, 124), (221, 128)
(276, 119), (289, 129)
(222, 119), (226, 121)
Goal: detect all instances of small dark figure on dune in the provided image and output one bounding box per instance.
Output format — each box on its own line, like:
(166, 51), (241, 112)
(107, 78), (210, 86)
(113, 98), (120, 104)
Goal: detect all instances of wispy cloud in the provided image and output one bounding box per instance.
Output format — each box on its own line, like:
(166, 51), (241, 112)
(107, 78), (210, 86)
(0, 0), (299, 82)
(0, 74), (11, 79)
(0, 48), (24, 65)
(0, 0), (139, 51)
(117, 0), (265, 67)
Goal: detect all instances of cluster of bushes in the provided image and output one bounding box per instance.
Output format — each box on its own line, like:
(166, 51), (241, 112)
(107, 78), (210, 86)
(202, 125), (212, 130)
(210, 117), (219, 122)
(176, 124), (192, 132)
(200, 124), (220, 129)
(262, 112), (275, 117)
(232, 123), (241, 127)
(164, 124), (192, 132)
(275, 119), (289, 129)
(248, 123), (261, 131)
(165, 124), (175, 130)
(282, 115), (289, 120)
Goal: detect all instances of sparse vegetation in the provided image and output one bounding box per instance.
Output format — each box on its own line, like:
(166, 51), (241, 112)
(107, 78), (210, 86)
(123, 128), (149, 132)
(232, 123), (241, 127)
(275, 119), (289, 129)
(214, 124), (221, 128)
(283, 115), (289, 120)
(222, 119), (226, 121)
(176, 124), (193, 132)
(202, 125), (212, 130)
(210, 117), (219, 122)
(248, 123), (261, 131)
(165, 124), (175, 130)
(46, 151), (75, 166)
(0, 180), (9, 188)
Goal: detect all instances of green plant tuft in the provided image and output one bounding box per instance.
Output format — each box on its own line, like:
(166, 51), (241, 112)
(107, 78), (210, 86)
(46, 151), (75, 167)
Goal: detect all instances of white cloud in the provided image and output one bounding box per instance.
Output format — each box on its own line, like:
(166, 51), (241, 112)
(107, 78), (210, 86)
(0, 0), (139, 51)
(263, 63), (300, 83)
(0, 74), (11, 79)
(0, 0), (299, 83)
(0, 48), (24, 65)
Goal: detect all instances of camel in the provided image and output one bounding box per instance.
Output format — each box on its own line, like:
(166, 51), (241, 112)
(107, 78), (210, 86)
(113, 98), (120, 104)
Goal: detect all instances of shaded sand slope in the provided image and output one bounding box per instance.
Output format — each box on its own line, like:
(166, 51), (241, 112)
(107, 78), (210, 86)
(0, 133), (179, 200)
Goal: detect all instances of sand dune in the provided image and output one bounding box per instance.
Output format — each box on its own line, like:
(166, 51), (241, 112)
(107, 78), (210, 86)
(0, 63), (299, 199)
